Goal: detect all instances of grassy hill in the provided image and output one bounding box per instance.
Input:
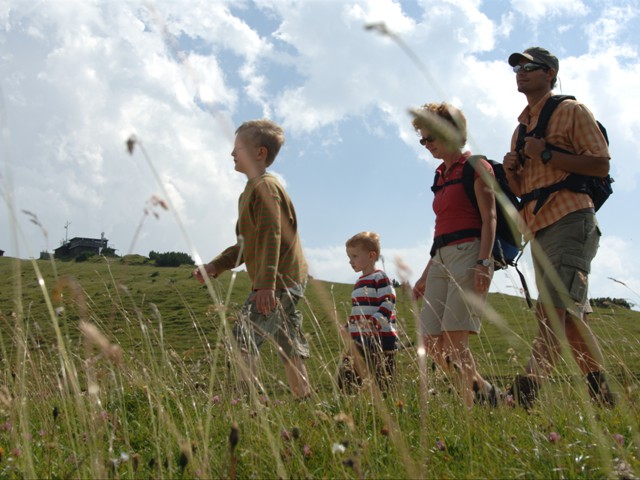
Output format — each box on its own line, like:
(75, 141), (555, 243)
(1, 255), (639, 478)
(1, 255), (638, 379)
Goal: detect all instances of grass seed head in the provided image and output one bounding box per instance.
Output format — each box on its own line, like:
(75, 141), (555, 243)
(229, 423), (239, 452)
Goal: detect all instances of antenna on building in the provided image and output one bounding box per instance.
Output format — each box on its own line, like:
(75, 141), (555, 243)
(64, 221), (71, 244)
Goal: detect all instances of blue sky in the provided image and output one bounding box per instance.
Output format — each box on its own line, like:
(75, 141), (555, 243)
(1, 0), (639, 306)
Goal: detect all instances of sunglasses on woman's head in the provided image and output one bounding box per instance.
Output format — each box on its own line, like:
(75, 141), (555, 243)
(513, 62), (548, 73)
(419, 135), (436, 145)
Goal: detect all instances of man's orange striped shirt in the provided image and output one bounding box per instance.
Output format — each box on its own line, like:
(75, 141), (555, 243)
(510, 92), (610, 239)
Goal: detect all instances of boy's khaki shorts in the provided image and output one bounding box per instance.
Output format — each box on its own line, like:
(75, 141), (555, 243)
(420, 239), (492, 335)
(234, 286), (310, 359)
(532, 210), (600, 318)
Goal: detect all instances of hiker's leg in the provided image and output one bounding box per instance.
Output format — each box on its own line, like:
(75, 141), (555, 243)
(566, 312), (614, 405)
(565, 312), (605, 374)
(281, 353), (311, 399)
(272, 288), (312, 398)
(422, 334), (448, 370)
(442, 330), (489, 408)
(525, 302), (566, 379)
(238, 351), (260, 393)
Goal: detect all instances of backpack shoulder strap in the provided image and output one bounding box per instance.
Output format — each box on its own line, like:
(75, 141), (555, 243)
(430, 170), (441, 193)
(461, 155), (487, 211)
(533, 94), (576, 138)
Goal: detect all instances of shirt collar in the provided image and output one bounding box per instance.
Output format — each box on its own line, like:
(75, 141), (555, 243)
(517, 91), (553, 126)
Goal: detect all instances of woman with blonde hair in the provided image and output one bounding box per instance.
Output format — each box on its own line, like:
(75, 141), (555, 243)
(411, 102), (498, 407)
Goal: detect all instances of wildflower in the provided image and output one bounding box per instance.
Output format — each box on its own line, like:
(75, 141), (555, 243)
(0, 447), (4, 462)
(381, 426), (390, 437)
(435, 439), (446, 451)
(38, 429), (45, 437)
(396, 400), (405, 412)
(333, 413), (355, 431)
(211, 395), (221, 404)
(332, 443), (346, 454)
(303, 444), (312, 458)
(612, 433), (624, 447)
(230, 398), (239, 406)
(548, 432), (560, 443)
(120, 452), (130, 463)
(281, 429), (292, 442)
(11, 447), (21, 458)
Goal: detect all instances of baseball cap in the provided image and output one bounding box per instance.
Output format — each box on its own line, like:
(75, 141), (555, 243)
(508, 47), (559, 72)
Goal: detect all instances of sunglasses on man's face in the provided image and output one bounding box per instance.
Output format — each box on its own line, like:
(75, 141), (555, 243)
(419, 135), (436, 146)
(513, 62), (548, 73)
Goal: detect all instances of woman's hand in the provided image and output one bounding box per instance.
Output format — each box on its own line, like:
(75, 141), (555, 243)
(474, 264), (492, 294)
(412, 275), (427, 300)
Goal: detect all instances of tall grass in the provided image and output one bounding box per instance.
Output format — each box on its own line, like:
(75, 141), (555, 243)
(0, 254), (639, 478)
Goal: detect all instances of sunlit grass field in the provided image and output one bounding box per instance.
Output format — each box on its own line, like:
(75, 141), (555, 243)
(1, 254), (639, 478)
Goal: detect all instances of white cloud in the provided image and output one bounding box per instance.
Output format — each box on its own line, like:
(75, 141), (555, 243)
(1, 0), (639, 309)
(510, 0), (589, 20)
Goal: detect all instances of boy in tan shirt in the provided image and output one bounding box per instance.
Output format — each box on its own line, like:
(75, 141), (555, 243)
(194, 119), (311, 399)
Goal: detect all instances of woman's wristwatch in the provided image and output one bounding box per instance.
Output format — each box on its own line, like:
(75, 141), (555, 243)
(476, 259), (492, 267)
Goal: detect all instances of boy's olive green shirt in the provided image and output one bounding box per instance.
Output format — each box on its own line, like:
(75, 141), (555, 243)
(210, 173), (307, 290)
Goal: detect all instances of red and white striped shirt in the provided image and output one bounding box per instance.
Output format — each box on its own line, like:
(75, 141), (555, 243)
(348, 270), (398, 351)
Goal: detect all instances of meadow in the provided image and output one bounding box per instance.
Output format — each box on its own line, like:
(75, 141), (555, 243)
(0, 254), (639, 479)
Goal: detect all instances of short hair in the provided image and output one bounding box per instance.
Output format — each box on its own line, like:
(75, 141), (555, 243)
(411, 102), (467, 148)
(235, 119), (285, 167)
(345, 231), (381, 257)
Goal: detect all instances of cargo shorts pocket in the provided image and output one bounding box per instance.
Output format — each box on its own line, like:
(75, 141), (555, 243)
(559, 253), (590, 303)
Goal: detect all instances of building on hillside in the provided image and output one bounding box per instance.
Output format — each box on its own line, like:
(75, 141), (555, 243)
(54, 233), (109, 260)
(0, 249), (4, 257)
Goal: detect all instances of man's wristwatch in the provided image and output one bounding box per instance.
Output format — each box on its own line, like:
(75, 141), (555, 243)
(476, 259), (492, 268)
(540, 148), (553, 164)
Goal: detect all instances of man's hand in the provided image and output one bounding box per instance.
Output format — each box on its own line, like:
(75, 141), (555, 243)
(503, 151), (523, 175)
(193, 263), (217, 284)
(253, 288), (277, 314)
(523, 136), (546, 163)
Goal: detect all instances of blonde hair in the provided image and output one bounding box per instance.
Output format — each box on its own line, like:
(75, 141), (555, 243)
(345, 231), (381, 257)
(411, 102), (467, 149)
(235, 119), (285, 166)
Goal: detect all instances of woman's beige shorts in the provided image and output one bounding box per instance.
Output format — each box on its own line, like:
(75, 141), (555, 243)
(420, 239), (492, 335)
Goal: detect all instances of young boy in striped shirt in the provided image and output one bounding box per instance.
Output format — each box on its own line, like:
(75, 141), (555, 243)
(340, 232), (398, 390)
(194, 119), (311, 400)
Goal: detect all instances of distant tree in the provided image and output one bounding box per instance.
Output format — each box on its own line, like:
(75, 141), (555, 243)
(149, 250), (195, 267)
(590, 297), (632, 310)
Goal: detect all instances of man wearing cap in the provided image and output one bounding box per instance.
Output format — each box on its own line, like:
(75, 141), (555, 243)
(503, 47), (614, 408)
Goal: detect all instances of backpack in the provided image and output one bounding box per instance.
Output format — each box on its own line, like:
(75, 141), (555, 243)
(430, 156), (532, 307)
(430, 156), (524, 268)
(516, 95), (614, 214)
